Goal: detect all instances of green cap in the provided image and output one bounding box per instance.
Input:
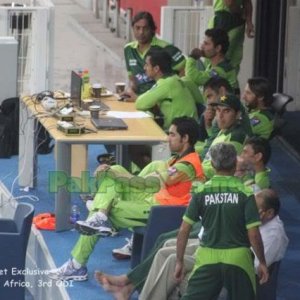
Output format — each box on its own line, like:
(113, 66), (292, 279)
(211, 93), (241, 111)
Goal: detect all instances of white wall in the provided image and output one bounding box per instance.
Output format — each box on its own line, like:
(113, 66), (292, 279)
(237, 0), (256, 92)
(283, 1), (300, 111)
(0, 37), (18, 103)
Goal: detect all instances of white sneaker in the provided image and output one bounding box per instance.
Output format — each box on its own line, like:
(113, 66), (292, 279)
(47, 259), (88, 281)
(112, 237), (133, 260)
(75, 212), (113, 236)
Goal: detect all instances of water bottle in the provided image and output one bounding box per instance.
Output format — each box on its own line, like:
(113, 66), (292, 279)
(70, 205), (80, 225)
(81, 69), (91, 99)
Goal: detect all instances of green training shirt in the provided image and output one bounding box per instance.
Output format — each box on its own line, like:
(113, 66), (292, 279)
(124, 36), (186, 95)
(241, 168), (271, 192)
(183, 175), (261, 248)
(202, 122), (247, 178)
(213, 0), (243, 12)
(255, 168), (271, 190)
(135, 74), (198, 130)
(185, 57), (238, 91)
(248, 109), (274, 139)
(200, 104), (253, 159)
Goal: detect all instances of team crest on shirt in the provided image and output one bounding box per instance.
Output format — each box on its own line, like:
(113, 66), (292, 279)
(209, 69), (219, 78)
(129, 59), (137, 66)
(135, 73), (151, 83)
(250, 117), (261, 126)
(172, 51), (183, 61)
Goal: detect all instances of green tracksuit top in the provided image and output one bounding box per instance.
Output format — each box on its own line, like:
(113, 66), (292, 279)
(135, 75), (198, 130)
(184, 175), (260, 248)
(248, 108), (274, 139)
(185, 57), (238, 91)
(124, 36), (186, 95)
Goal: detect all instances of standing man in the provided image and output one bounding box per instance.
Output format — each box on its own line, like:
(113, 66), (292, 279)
(185, 28), (239, 94)
(115, 189), (286, 300)
(242, 77), (274, 139)
(124, 11), (186, 96)
(209, 0), (255, 71)
(48, 117), (204, 281)
(175, 143), (269, 300)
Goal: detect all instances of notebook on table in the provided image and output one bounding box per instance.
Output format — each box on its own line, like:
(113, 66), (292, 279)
(91, 117), (128, 130)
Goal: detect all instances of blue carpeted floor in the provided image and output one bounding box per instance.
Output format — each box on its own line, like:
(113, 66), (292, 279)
(0, 145), (133, 299)
(281, 112), (300, 155)
(268, 139), (300, 300)
(1, 140), (300, 299)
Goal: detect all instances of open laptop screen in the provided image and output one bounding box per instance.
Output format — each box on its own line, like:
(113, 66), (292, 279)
(70, 71), (82, 108)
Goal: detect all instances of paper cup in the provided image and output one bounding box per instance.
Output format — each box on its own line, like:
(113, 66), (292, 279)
(92, 83), (102, 98)
(115, 82), (126, 94)
(89, 105), (101, 118)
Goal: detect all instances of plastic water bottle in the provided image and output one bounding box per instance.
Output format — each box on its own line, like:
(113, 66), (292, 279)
(81, 69), (91, 99)
(70, 205), (80, 225)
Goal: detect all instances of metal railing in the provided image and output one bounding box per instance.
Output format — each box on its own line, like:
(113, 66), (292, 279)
(91, 0), (132, 42)
(0, 0), (54, 94)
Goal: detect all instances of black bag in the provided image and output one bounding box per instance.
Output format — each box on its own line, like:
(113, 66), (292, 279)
(0, 97), (53, 158)
(0, 112), (13, 157)
(0, 97), (19, 158)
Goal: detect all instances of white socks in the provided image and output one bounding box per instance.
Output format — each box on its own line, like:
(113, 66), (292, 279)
(95, 211), (108, 221)
(72, 258), (82, 269)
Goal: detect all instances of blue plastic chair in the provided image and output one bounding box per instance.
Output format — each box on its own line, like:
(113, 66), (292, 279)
(131, 205), (186, 268)
(0, 202), (34, 300)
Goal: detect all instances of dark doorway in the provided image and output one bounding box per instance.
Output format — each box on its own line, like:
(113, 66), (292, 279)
(254, 0), (287, 92)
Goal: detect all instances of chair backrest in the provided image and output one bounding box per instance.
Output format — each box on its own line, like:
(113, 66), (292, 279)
(141, 205), (186, 260)
(13, 202), (35, 256)
(270, 93), (293, 138)
(272, 93), (293, 117)
(0, 202), (34, 300)
(256, 261), (281, 300)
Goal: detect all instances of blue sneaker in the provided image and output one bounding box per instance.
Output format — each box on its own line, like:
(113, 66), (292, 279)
(48, 259), (88, 281)
(75, 213), (114, 236)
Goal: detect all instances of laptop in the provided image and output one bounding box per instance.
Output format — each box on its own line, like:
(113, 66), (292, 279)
(91, 117), (128, 130)
(70, 71), (82, 108)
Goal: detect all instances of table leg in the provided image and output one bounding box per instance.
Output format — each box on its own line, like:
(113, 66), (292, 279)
(71, 144), (88, 178)
(55, 142), (72, 231)
(116, 144), (130, 169)
(19, 100), (37, 188)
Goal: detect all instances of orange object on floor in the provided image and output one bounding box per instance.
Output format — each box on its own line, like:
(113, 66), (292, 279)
(33, 213), (56, 230)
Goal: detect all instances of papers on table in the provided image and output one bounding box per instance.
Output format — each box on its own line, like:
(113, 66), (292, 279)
(106, 111), (151, 119)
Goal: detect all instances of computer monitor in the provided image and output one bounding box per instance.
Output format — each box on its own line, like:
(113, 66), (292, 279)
(70, 70), (82, 108)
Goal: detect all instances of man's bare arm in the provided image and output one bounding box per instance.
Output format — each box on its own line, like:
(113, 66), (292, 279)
(248, 227), (269, 284)
(243, 0), (255, 37)
(174, 221), (192, 282)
